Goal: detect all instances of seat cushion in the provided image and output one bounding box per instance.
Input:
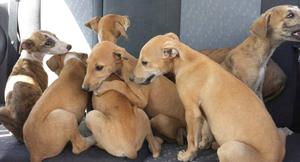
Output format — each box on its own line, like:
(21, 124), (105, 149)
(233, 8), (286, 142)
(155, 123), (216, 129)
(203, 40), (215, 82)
(1, 125), (300, 162)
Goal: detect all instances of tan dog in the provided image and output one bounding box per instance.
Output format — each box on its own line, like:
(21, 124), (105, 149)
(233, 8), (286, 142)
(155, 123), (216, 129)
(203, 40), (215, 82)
(23, 52), (94, 162)
(82, 41), (187, 144)
(81, 44), (161, 159)
(84, 14), (187, 144)
(201, 48), (286, 102)
(220, 5), (300, 99)
(85, 14), (130, 43)
(131, 33), (284, 162)
(0, 31), (71, 142)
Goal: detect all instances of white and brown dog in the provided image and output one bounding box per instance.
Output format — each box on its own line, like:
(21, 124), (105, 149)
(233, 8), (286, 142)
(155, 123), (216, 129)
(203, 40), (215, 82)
(131, 33), (284, 162)
(0, 30), (71, 142)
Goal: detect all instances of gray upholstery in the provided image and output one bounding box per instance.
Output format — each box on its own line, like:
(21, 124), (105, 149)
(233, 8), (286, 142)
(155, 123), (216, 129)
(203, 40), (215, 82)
(103, 0), (181, 57)
(63, 0), (101, 47)
(180, 0), (261, 50)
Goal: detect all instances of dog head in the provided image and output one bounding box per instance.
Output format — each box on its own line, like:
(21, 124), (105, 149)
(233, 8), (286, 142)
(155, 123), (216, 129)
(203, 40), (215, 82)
(20, 30), (72, 54)
(131, 33), (180, 85)
(85, 14), (130, 43)
(46, 52), (88, 75)
(251, 5), (300, 42)
(81, 41), (129, 92)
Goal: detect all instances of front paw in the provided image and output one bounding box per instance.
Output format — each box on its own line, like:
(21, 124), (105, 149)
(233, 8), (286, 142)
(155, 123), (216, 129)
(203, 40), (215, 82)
(177, 150), (197, 162)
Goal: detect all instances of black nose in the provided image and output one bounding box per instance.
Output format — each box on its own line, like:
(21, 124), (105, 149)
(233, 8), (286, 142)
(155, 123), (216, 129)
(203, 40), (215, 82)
(66, 44), (72, 50)
(129, 73), (134, 82)
(82, 84), (89, 91)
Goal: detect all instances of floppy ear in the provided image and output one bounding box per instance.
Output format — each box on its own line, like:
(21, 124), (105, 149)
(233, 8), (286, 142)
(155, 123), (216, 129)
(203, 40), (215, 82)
(115, 22), (128, 40)
(46, 55), (62, 73)
(162, 40), (179, 59)
(85, 16), (101, 33)
(113, 47), (128, 62)
(19, 39), (34, 53)
(164, 32), (179, 40)
(250, 13), (271, 37)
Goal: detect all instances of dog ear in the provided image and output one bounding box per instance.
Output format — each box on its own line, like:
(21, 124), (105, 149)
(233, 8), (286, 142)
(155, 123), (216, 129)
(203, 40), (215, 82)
(46, 55), (62, 73)
(85, 16), (101, 33)
(115, 22), (128, 40)
(20, 39), (34, 52)
(250, 13), (271, 38)
(164, 33), (179, 40)
(113, 47), (129, 62)
(162, 40), (179, 59)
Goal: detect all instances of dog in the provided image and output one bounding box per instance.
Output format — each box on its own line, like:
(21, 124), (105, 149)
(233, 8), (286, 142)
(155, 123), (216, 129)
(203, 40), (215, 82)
(84, 15), (187, 144)
(82, 41), (187, 145)
(23, 52), (94, 162)
(0, 30), (71, 142)
(219, 5), (300, 99)
(131, 33), (285, 162)
(201, 48), (286, 102)
(81, 43), (161, 159)
(85, 14), (130, 43)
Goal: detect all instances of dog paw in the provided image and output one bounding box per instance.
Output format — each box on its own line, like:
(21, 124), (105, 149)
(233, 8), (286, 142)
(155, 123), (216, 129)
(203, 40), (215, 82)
(177, 150), (197, 162)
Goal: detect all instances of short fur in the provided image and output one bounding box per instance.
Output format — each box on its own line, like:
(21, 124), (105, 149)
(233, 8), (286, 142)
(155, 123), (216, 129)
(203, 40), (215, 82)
(23, 52), (94, 162)
(131, 33), (285, 162)
(0, 30), (71, 142)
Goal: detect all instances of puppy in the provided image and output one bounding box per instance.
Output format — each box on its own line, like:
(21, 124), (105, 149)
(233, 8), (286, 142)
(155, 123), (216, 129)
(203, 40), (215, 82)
(220, 5), (300, 99)
(201, 48), (286, 102)
(81, 44), (161, 159)
(85, 14), (130, 43)
(131, 33), (284, 162)
(82, 41), (187, 145)
(0, 30), (71, 142)
(23, 52), (94, 162)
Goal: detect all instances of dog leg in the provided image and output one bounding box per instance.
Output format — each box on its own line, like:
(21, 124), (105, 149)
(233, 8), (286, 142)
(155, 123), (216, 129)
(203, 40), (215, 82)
(199, 120), (217, 150)
(177, 102), (204, 162)
(217, 141), (264, 162)
(96, 80), (147, 108)
(146, 131), (162, 158)
(150, 114), (186, 145)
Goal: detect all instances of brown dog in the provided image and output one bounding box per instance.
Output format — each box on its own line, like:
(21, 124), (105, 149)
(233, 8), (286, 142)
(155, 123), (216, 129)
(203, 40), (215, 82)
(131, 33), (284, 162)
(201, 48), (286, 102)
(85, 14), (130, 43)
(220, 5), (300, 99)
(23, 52), (94, 162)
(82, 41), (187, 145)
(0, 31), (71, 142)
(81, 43), (161, 159)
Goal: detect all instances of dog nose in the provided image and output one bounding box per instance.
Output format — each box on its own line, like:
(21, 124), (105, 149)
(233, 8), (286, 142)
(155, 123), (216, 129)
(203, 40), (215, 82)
(66, 44), (72, 50)
(129, 73), (135, 82)
(81, 84), (90, 91)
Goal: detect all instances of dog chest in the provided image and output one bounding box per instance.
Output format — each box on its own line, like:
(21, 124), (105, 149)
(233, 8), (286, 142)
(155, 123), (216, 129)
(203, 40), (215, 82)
(4, 75), (36, 102)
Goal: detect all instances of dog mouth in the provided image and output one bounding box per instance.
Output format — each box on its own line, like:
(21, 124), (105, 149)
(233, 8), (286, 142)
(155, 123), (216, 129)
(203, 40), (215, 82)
(141, 74), (156, 85)
(292, 29), (300, 39)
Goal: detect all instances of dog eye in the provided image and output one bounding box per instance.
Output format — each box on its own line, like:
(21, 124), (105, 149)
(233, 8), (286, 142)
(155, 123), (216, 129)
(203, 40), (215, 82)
(95, 65), (103, 71)
(141, 61), (148, 66)
(287, 12), (295, 18)
(45, 39), (54, 46)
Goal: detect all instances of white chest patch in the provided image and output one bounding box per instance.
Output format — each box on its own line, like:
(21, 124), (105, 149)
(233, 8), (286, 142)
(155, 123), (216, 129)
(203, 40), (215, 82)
(254, 66), (266, 91)
(4, 75), (36, 102)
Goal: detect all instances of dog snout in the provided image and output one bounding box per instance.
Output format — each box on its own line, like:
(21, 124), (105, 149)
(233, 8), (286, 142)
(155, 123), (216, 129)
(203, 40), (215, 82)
(66, 44), (72, 50)
(81, 84), (90, 91)
(129, 73), (135, 82)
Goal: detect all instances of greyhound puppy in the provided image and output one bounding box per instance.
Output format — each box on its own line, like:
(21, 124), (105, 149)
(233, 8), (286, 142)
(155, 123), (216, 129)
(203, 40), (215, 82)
(0, 30), (71, 142)
(131, 33), (284, 162)
(82, 41), (187, 145)
(85, 14), (130, 43)
(81, 44), (161, 159)
(23, 52), (94, 162)
(221, 5), (300, 99)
